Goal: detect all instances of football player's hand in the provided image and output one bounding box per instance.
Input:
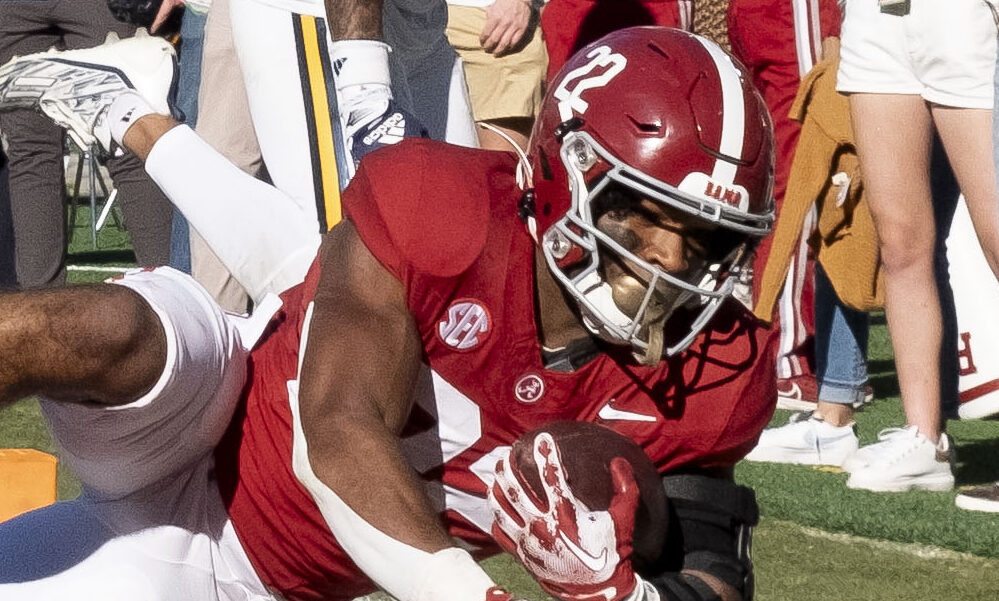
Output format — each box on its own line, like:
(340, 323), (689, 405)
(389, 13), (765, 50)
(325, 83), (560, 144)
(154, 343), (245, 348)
(488, 432), (642, 601)
(343, 92), (428, 168)
(480, 0), (531, 56)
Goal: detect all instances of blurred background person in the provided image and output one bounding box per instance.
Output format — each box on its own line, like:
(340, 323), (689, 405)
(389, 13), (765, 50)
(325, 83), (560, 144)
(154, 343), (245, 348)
(834, 0), (999, 492)
(542, 0), (691, 79)
(0, 145), (13, 290)
(729, 0), (842, 411)
(445, 0), (547, 151)
(0, 0), (174, 289)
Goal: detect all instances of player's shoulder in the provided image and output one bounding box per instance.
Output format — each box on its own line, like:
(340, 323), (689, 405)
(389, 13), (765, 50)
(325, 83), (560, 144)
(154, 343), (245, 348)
(345, 139), (520, 278)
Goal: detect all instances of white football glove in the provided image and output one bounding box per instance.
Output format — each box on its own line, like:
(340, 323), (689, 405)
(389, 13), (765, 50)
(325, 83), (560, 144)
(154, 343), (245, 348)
(329, 40), (427, 170)
(488, 432), (655, 601)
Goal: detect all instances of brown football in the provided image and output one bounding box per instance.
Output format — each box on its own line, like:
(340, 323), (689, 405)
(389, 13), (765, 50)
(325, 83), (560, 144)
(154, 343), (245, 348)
(510, 421), (669, 569)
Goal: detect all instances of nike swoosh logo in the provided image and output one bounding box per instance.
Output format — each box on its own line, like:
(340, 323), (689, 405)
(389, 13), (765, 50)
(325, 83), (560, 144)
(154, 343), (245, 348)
(558, 531), (608, 572)
(597, 400), (657, 423)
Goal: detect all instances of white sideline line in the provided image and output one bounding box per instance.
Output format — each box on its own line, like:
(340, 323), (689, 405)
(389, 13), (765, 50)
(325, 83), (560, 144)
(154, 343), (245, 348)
(67, 265), (131, 274)
(777, 519), (994, 563)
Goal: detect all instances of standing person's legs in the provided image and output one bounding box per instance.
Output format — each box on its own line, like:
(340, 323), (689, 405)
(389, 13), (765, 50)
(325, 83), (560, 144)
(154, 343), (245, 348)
(955, 45), (999, 513)
(55, 0), (173, 269)
(445, 4), (545, 151)
(0, 1), (68, 288)
(929, 135), (961, 421)
(0, 146), (15, 290)
(850, 94), (941, 441)
(743, 265), (864, 469)
(169, 8), (209, 274)
(190, 0), (260, 312)
(814, 264), (870, 414)
(728, 0), (842, 405)
(933, 108), (999, 281)
(229, 0), (343, 230)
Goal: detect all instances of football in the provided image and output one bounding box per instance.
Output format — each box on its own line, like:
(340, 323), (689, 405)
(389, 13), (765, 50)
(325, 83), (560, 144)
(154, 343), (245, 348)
(510, 421), (669, 569)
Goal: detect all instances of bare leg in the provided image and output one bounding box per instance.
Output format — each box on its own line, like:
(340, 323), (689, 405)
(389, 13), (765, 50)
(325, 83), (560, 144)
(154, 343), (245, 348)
(932, 106), (999, 281)
(815, 401), (854, 427)
(0, 285), (165, 407)
(476, 117), (531, 152)
(850, 93), (941, 442)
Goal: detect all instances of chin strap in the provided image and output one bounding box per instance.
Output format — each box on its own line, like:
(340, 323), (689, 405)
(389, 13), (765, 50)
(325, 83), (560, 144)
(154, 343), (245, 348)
(633, 313), (666, 366)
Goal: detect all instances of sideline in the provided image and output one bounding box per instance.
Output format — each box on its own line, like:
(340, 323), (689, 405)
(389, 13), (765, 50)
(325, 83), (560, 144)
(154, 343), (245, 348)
(66, 265), (131, 274)
(773, 518), (996, 564)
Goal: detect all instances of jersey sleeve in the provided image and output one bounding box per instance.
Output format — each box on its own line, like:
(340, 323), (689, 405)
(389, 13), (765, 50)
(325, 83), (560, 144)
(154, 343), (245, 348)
(341, 139), (492, 283)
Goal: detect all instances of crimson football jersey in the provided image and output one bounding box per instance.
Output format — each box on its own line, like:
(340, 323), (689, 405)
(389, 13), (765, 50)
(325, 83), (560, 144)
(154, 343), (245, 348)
(216, 140), (778, 601)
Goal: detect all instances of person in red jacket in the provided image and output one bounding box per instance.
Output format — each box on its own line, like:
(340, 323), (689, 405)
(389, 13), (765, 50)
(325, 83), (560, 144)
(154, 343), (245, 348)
(727, 0), (841, 407)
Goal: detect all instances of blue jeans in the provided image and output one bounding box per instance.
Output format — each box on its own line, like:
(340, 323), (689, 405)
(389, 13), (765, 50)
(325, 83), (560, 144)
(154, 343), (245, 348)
(815, 264), (870, 405)
(168, 8), (208, 273)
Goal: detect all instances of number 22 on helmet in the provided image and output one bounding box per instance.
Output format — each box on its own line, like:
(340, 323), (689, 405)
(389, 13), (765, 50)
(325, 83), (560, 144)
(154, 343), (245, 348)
(522, 26), (775, 365)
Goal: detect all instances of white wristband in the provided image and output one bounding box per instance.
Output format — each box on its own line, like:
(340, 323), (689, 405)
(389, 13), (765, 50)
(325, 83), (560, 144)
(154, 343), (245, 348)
(108, 91), (157, 147)
(328, 39), (392, 92)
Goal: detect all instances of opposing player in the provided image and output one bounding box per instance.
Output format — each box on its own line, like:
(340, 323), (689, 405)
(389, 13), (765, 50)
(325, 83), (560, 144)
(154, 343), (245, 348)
(0, 27), (776, 601)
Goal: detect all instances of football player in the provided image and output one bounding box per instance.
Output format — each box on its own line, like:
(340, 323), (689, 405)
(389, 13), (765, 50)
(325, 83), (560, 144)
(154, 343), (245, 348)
(0, 27), (776, 601)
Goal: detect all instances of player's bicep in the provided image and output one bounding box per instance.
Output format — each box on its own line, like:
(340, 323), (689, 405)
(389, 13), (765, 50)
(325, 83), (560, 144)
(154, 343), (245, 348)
(298, 220), (421, 436)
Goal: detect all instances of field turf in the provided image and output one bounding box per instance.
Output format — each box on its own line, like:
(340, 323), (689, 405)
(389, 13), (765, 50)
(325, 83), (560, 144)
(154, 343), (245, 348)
(2, 209), (998, 599)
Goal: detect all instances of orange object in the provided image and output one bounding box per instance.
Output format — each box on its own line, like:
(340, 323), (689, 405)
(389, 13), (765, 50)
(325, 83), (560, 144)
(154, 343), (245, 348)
(0, 448), (58, 523)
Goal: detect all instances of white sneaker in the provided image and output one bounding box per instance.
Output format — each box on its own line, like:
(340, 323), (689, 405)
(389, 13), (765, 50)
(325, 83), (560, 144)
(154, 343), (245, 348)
(955, 483), (999, 512)
(841, 427), (906, 473)
(846, 426), (955, 492)
(0, 30), (178, 152)
(744, 412), (859, 466)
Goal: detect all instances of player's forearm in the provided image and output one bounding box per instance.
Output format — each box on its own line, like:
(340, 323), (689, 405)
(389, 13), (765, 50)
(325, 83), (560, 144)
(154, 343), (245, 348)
(291, 410), (499, 601)
(324, 0), (382, 40)
(307, 415), (454, 551)
(293, 232), (499, 601)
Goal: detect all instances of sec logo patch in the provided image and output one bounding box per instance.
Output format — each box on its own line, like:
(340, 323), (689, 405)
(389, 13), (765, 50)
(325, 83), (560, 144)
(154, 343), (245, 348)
(438, 300), (491, 351)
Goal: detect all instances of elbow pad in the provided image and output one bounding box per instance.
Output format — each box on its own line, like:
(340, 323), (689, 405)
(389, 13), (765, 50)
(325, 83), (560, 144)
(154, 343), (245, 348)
(644, 474), (759, 601)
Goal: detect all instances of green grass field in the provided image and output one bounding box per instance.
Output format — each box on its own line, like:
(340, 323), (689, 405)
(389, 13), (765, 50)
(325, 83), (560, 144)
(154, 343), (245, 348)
(3, 209), (998, 599)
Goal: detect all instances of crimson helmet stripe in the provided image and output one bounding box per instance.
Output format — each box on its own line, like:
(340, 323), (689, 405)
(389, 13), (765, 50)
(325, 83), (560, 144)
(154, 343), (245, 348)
(693, 36), (746, 187)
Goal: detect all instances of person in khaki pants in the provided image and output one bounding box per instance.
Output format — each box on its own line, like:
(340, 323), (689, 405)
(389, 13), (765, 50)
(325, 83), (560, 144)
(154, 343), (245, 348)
(189, 0), (259, 313)
(0, 0), (173, 289)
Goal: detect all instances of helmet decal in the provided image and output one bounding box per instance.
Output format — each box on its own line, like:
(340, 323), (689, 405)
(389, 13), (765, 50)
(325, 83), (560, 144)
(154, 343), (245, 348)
(695, 36), (747, 187)
(553, 46), (627, 121)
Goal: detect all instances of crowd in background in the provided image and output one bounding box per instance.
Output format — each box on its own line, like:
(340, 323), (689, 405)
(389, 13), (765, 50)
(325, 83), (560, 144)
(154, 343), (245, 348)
(1, 0), (999, 513)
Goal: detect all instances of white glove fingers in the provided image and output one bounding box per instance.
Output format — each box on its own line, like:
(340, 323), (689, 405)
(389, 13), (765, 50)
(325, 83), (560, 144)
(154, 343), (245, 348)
(492, 453), (544, 522)
(532, 432), (576, 506)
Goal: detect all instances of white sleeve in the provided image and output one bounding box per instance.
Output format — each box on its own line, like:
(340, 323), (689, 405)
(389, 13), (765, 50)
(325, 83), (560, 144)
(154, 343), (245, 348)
(144, 125), (321, 302)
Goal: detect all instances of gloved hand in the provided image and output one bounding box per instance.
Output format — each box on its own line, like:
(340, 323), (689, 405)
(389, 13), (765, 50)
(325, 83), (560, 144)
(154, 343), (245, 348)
(329, 40), (428, 171)
(488, 432), (646, 601)
(343, 91), (428, 167)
